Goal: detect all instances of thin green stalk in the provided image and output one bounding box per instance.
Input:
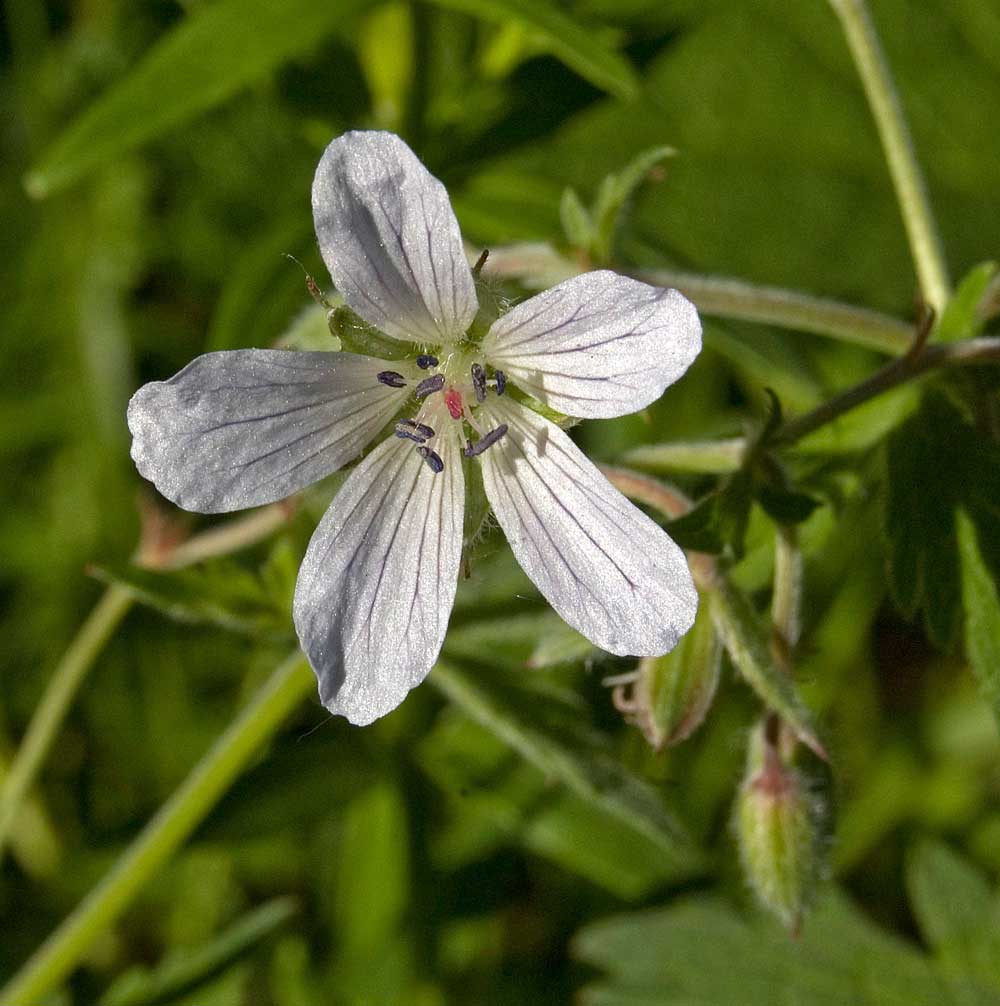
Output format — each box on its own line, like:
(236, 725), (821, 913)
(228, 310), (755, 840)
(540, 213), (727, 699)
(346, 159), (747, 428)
(482, 242), (913, 353)
(0, 652), (313, 1006)
(0, 502), (293, 860)
(773, 335), (1000, 446)
(828, 0), (951, 312)
(632, 268), (913, 355)
(621, 436), (747, 475)
(0, 585), (133, 858)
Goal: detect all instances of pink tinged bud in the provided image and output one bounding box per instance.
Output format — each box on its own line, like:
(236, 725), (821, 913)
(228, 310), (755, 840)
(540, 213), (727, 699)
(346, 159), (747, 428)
(735, 720), (821, 935)
(614, 596), (719, 750)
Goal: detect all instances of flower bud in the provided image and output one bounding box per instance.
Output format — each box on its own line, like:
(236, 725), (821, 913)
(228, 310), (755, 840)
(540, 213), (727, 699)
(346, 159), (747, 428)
(614, 596), (719, 749)
(735, 719), (820, 934)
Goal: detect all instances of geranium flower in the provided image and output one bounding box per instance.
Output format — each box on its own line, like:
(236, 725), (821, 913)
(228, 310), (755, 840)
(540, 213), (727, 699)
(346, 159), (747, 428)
(128, 131), (702, 725)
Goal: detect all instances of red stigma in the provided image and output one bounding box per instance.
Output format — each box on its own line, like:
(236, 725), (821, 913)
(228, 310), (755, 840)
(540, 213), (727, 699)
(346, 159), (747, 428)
(443, 387), (464, 419)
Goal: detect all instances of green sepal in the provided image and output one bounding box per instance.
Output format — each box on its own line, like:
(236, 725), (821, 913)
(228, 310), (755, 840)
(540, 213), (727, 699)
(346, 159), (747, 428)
(329, 305), (415, 360)
(628, 595), (721, 749)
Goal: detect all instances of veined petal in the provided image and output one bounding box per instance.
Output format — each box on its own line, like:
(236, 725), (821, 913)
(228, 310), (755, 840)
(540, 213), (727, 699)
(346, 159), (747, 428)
(293, 423), (464, 725)
(482, 271), (701, 418)
(478, 399), (697, 655)
(312, 131), (478, 344)
(127, 349), (409, 513)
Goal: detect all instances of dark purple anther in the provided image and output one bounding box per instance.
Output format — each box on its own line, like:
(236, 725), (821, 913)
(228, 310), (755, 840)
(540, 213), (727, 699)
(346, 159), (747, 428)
(395, 428), (426, 444)
(377, 370), (407, 388)
(418, 446), (444, 473)
(416, 354), (439, 369)
(471, 363), (486, 403)
(398, 419), (436, 439)
(415, 374), (445, 398)
(463, 424), (508, 458)
(494, 370), (506, 396)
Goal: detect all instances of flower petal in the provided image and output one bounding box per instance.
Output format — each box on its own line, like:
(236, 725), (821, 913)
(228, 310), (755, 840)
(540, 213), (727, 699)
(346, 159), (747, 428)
(312, 130), (478, 344)
(478, 399), (697, 655)
(293, 426), (464, 725)
(127, 349), (409, 513)
(482, 271), (701, 418)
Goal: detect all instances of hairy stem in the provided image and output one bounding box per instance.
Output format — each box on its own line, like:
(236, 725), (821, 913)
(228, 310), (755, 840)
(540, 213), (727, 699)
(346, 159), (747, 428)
(0, 652), (313, 1006)
(828, 0), (951, 311)
(632, 268), (912, 354)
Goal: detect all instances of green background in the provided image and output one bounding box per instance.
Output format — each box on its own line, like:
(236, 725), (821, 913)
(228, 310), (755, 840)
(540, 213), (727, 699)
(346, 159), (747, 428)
(2, 0), (999, 1003)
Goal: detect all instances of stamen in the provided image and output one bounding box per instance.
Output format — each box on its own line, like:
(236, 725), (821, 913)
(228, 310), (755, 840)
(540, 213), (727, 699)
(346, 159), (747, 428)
(398, 418), (435, 439)
(418, 446), (444, 473)
(377, 370), (407, 388)
(415, 374), (445, 398)
(471, 363), (486, 403)
(494, 369), (507, 396)
(395, 428), (426, 444)
(416, 354), (439, 369)
(463, 424), (508, 457)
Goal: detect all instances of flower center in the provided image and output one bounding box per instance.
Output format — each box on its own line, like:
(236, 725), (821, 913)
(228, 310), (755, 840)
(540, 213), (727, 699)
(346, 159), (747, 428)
(375, 353), (509, 473)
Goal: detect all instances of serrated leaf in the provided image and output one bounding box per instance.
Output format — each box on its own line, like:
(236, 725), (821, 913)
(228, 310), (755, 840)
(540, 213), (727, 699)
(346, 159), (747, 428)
(574, 888), (1000, 1006)
(906, 840), (1000, 986)
(884, 395), (1000, 650)
(430, 660), (705, 875)
(100, 898), (297, 1006)
(707, 578), (825, 759)
(957, 511), (1000, 728)
(425, 0), (640, 100)
(25, 0), (374, 197)
(936, 262), (999, 343)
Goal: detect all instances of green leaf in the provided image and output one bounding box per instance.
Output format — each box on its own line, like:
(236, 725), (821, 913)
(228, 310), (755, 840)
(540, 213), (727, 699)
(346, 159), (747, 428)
(90, 560), (291, 639)
(936, 262), (999, 343)
(666, 473), (752, 555)
(573, 888), (1000, 1006)
(25, 0), (374, 197)
(884, 395), (1000, 650)
(906, 839), (1000, 986)
(424, 0), (640, 100)
(525, 615), (599, 669)
(430, 660), (705, 875)
(707, 577), (825, 759)
(335, 782), (410, 961)
(100, 897), (297, 1006)
(420, 712), (689, 899)
(957, 511), (1000, 728)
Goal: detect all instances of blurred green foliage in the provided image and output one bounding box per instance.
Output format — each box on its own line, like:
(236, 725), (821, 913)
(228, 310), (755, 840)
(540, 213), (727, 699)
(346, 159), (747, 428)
(1, 0), (999, 1003)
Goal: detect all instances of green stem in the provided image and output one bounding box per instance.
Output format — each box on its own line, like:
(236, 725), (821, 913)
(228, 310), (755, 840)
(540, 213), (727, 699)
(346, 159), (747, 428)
(0, 502), (293, 860)
(481, 243), (914, 353)
(632, 268), (913, 355)
(0, 652), (313, 1006)
(773, 335), (1000, 446)
(0, 585), (133, 858)
(621, 436), (747, 475)
(828, 0), (951, 312)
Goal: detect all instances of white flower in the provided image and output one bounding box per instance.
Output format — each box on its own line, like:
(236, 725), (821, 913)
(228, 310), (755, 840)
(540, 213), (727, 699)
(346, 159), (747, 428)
(128, 131), (703, 725)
